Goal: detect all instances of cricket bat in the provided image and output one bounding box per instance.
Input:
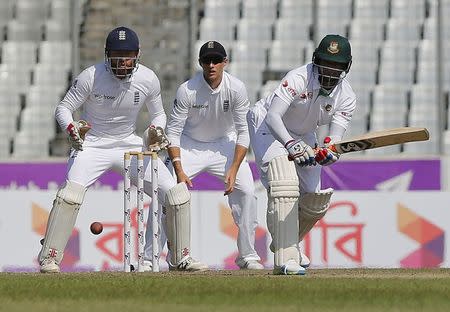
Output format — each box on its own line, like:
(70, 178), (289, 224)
(329, 127), (430, 154)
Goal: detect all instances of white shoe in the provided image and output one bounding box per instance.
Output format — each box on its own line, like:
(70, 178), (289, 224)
(169, 256), (208, 272)
(236, 258), (264, 270)
(300, 251), (310, 268)
(273, 260), (306, 275)
(141, 260), (153, 272)
(40, 258), (60, 273)
(270, 241), (311, 268)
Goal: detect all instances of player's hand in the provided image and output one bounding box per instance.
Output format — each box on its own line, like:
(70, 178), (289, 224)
(143, 125), (170, 151)
(224, 167), (238, 196)
(175, 170), (193, 188)
(285, 139), (316, 167)
(67, 120), (91, 151)
(315, 137), (340, 166)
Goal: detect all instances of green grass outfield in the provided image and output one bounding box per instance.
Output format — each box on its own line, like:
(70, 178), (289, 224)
(1, 269), (449, 312)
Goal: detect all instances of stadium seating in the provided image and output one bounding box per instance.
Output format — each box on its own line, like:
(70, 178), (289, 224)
(0, 0), (448, 158)
(0, 0), (78, 158)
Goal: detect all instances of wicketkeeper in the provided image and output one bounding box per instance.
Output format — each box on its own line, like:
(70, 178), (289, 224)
(38, 26), (205, 273)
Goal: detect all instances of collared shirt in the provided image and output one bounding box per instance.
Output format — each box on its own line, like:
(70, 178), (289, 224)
(55, 63), (165, 139)
(167, 71), (250, 147)
(262, 63), (356, 137)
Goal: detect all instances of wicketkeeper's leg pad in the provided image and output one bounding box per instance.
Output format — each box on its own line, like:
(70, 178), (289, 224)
(39, 180), (87, 264)
(267, 156), (300, 266)
(164, 182), (191, 266)
(298, 188), (333, 241)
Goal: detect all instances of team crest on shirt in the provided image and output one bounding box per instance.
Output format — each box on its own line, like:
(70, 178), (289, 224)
(325, 104), (332, 111)
(134, 91), (140, 105)
(223, 99), (230, 112)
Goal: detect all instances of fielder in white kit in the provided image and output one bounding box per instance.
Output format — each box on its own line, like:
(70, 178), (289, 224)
(247, 35), (356, 275)
(38, 26), (206, 273)
(163, 41), (263, 270)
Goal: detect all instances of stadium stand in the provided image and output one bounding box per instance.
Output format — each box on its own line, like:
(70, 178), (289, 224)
(0, 0), (449, 158)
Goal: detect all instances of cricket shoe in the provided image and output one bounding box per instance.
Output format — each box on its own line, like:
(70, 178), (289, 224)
(273, 260), (306, 275)
(300, 251), (310, 268)
(236, 258), (264, 270)
(169, 256), (208, 272)
(269, 241), (310, 268)
(40, 258), (60, 273)
(141, 260), (153, 272)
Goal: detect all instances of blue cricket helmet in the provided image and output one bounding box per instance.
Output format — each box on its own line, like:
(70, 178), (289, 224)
(104, 26), (140, 79)
(105, 26), (140, 53)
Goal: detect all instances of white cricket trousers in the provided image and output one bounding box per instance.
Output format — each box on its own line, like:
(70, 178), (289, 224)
(145, 134), (261, 263)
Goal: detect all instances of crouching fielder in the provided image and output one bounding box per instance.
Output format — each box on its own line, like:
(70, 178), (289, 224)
(247, 34), (356, 275)
(38, 26), (204, 273)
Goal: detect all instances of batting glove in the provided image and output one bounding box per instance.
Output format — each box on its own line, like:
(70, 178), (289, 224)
(143, 125), (170, 151)
(285, 139), (316, 167)
(67, 120), (91, 151)
(315, 137), (340, 166)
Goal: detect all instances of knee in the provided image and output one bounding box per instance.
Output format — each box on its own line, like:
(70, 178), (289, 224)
(56, 180), (87, 205)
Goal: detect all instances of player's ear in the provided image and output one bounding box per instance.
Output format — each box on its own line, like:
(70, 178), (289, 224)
(223, 57), (228, 65)
(198, 58), (202, 67)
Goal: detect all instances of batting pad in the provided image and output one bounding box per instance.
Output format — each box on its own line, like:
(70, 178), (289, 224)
(298, 188), (333, 241)
(267, 156), (300, 266)
(39, 180), (87, 264)
(164, 182), (191, 266)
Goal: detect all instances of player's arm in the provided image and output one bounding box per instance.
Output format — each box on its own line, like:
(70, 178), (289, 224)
(166, 86), (192, 187)
(225, 86), (250, 195)
(55, 68), (93, 151)
(266, 95), (315, 167)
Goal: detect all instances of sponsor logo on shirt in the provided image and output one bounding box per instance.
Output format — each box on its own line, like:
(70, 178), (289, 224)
(93, 93), (116, 100)
(299, 92), (313, 100)
(223, 99), (229, 112)
(282, 80), (297, 97)
(340, 111), (352, 117)
(192, 103), (208, 108)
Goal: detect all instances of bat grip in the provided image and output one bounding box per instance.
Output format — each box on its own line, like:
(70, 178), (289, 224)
(329, 145), (337, 153)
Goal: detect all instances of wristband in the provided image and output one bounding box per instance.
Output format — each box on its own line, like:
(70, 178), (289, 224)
(172, 157), (181, 164)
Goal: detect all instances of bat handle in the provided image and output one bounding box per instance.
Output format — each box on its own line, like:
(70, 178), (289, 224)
(329, 145), (337, 153)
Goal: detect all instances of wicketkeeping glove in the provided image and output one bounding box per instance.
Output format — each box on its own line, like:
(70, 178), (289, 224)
(66, 120), (91, 151)
(315, 136), (340, 166)
(284, 139), (316, 167)
(143, 125), (170, 151)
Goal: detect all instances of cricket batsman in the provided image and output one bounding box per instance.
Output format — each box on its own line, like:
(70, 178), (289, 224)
(247, 34), (356, 275)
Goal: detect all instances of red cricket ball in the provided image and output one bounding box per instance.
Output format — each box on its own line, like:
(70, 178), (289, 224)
(90, 222), (103, 235)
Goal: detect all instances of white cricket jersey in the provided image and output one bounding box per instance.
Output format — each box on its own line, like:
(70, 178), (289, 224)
(263, 63), (356, 137)
(167, 71), (250, 147)
(55, 63), (166, 139)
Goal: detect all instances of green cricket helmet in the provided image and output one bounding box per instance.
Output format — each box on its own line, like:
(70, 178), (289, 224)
(312, 34), (352, 92)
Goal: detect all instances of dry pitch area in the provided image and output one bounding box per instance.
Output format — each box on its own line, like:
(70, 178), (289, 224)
(1, 269), (449, 312)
